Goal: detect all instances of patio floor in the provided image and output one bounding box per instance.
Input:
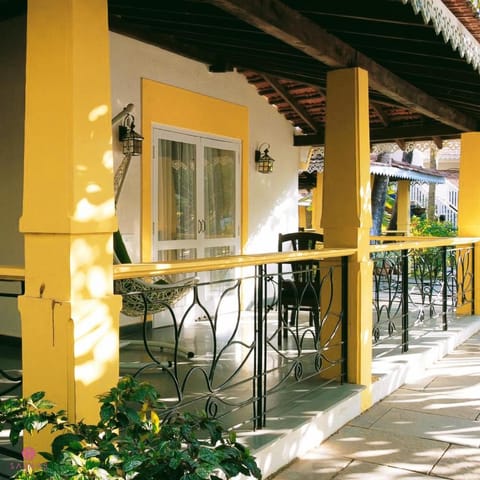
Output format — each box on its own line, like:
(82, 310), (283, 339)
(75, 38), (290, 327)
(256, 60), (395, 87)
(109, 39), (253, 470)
(1, 314), (480, 479)
(270, 320), (480, 480)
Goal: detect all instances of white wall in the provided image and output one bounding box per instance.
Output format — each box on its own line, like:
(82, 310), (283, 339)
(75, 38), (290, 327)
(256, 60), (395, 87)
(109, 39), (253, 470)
(0, 16), (26, 337)
(0, 27), (300, 337)
(110, 32), (299, 259)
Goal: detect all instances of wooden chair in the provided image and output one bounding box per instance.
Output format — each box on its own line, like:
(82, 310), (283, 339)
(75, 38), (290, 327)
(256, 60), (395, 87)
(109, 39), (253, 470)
(277, 231), (324, 345)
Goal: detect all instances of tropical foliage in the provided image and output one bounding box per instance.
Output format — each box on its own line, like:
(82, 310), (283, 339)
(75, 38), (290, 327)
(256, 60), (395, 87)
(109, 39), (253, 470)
(410, 216), (457, 237)
(0, 376), (262, 480)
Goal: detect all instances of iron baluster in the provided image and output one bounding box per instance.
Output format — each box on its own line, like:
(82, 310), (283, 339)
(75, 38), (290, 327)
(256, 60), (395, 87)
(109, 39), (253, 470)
(442, 246), (448, 331)
(401, 249), (409, 353)
(341, 256), (348, 383)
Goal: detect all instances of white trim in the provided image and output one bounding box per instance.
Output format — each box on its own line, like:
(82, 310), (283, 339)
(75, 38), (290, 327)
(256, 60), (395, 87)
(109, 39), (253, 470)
(402, 0), (480, 73)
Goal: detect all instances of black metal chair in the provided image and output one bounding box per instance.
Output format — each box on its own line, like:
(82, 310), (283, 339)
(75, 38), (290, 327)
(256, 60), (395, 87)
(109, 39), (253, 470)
(277, 231), (324, 345)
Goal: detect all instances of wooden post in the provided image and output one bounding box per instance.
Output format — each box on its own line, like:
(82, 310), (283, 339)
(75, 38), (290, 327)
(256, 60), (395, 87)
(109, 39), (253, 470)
(19, 0), (121, 457)
(396, 180), (411, 235)
(322, 68), (373, 410)
(457, 132), (480, 315)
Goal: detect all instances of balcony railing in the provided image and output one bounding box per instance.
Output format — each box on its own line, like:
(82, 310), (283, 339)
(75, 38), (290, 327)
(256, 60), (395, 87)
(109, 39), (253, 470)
(1, 237), (478, 437)
(114, 249), (354, 432)
(370, 237), (476, 356)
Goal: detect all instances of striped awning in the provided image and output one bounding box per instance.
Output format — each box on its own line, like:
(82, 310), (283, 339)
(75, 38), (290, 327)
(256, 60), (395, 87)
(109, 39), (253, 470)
(370, 161), (445, 184)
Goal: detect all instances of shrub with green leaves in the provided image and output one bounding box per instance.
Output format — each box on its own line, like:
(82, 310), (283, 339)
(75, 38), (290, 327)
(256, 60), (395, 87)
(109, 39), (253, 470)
(0, 376), (262, 480)
(410, 216), (457, 237)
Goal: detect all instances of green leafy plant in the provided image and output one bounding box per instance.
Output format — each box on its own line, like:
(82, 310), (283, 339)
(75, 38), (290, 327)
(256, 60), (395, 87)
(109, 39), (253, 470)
(410, 216), (457, 237)
(0, 376), (262, 480)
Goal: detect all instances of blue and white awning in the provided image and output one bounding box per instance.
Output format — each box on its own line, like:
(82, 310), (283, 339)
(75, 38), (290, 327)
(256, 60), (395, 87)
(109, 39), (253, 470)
(370, 161), (445, 184)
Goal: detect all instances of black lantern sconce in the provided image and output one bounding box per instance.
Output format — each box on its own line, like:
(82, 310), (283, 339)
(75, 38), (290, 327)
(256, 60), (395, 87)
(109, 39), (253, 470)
(119, 113), (144, 156)
(254, 143), (275, 174)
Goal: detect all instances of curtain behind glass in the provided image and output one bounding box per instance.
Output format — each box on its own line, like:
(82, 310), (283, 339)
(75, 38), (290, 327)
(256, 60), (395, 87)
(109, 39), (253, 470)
(158, 139), (196, 242)
(204, 146), (236, 239)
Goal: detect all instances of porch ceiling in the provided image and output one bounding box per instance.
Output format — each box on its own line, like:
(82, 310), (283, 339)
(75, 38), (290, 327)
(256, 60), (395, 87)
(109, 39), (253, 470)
(5, 0), (480, 146)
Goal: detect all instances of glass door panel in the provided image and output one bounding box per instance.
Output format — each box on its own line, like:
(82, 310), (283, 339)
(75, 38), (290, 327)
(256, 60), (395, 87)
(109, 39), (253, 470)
(157, 248), (197, 262)
(157, 138), (197, 242)
(203, 146), (236, 240)
(152, 127), (241, 325)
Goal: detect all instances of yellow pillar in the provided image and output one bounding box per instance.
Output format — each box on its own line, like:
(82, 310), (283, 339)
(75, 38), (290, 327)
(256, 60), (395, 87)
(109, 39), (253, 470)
(396, 180), (411, 235)
(457, 132), (480, 314)
(19, 0), (121, 438)
(322, 68), (373, 409)
(312, 172), (324, 232)
(298, 205), (307, 230)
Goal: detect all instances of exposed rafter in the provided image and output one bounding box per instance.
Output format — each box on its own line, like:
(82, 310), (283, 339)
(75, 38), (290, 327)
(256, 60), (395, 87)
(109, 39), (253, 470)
(371, 103), (390, 127)
(262, 75), (320, 133)
(432, 136), (444, 149)
(293, 124), (461, 147)
(206, 0), (478, 132)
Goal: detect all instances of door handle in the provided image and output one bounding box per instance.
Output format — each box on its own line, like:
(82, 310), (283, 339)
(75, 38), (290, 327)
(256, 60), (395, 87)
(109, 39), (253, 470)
(198, 219), (207, 233)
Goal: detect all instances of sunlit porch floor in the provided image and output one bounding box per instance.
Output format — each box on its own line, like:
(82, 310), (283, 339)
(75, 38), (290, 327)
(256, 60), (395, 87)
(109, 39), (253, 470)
(271, 320), (480, 480)
(2, 313), (480, 479)
(118, 311), (362, 449)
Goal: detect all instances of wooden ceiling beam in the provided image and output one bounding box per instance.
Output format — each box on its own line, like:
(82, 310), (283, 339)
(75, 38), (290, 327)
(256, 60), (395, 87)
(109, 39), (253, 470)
(293, 124), (461, 147)
(432, 136), (443, 149)
(262, 74), (320, 132)
(206, 0), (478, 132)
(371, 102), (390, 127)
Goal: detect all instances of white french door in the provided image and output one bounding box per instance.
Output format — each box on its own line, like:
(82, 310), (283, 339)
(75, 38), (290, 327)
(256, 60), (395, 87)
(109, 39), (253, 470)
(151, 127), (241, 323)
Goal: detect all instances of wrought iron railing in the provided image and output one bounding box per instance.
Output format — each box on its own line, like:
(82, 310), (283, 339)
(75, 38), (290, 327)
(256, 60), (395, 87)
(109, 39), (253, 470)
(0, 267), (25, 477)
(371, 237), (476, 355)
(1, 237), (478, 439)
(0, 270), (24, 398)
(114, 249), (352, 431)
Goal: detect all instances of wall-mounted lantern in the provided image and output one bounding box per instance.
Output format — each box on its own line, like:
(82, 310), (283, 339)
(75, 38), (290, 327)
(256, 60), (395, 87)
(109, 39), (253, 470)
(119, 113), (144, 156)
(255, 143), (275, 174)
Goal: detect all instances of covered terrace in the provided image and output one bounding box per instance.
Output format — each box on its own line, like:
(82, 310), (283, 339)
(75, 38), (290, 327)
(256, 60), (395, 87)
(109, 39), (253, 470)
(1, 0), (480, 477)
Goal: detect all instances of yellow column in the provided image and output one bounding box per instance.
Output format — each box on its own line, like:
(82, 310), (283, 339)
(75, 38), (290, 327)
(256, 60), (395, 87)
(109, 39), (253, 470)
(322, 68), (373, 409)
(396, 180), (411, 235)
(19, 0), (121, 437)
(312, 172), (324, 232)
(457, 132), (480, 314)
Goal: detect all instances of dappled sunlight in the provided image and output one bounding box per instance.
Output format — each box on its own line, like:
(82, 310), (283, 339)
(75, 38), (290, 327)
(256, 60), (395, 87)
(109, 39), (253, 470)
(433, 445), (480, 479)
(102, 150), (114, 170)
(359, 182), (372, 220)
(86, 182), (102, 194)
(73, 197), (116, 223)
(71, 238), (112, 299)
(74, 302), (114, 356)
(73, 300), (118, 386)
(88, 104), (109, 122)
(356, 447), (399, 458)
(68, 105), (115, 226)
(330, 434), (401, 460)
(66, 172), (120, 389)
(85, 266), (110, 297)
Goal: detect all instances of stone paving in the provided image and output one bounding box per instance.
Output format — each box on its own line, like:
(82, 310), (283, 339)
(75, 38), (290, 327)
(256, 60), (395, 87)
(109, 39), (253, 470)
(269, 332), (480, 480)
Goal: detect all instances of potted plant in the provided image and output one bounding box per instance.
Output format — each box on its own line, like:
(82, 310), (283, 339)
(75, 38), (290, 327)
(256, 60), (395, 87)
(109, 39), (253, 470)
(0, 376), (262, 479)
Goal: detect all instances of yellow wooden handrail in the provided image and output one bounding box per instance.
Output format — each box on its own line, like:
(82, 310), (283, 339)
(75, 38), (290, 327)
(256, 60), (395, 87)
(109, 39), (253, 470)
(113, 248), (357, 280)
(2, 236), (479, 282)
(370, 236), (480, 253)
(0, 249), (357, 282)
(0, 266), (25, 281)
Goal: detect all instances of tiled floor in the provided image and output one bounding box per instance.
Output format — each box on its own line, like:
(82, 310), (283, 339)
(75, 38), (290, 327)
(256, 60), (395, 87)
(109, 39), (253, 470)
(0, 342), (21, 398)
(270, 331), (480, 480)
(2, 316), (480, 479)
(119, 311), (351, 446)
